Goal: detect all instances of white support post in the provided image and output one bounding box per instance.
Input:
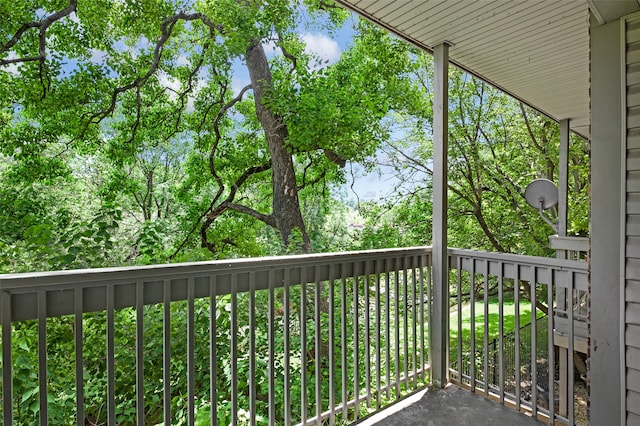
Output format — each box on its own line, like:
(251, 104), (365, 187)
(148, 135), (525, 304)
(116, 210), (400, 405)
(430, 42), (450, 389)
(558, 119), (569, 239)
(557, 119), (569, 416)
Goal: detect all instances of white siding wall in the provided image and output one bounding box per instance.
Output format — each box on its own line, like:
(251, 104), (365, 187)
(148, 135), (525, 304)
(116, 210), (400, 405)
(626, 15), (640, 425)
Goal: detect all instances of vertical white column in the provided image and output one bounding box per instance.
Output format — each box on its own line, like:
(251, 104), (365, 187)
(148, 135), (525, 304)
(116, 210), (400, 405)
(430, 42), (450, 389)
(558, 118), (570, 416)
(558, 119), (570, 238)
(591, 18), (623, 425)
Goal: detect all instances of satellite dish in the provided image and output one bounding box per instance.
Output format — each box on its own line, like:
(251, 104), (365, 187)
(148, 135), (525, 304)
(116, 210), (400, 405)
(525, 178), (558, 210)
(524, 178), (558, 232)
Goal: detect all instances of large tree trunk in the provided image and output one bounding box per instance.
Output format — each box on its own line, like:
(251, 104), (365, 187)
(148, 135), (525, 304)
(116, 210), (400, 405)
(245, 41), (312, 252)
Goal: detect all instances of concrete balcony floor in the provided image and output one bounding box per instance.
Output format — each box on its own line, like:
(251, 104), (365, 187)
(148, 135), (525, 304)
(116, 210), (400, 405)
(356, 384), (542, 426)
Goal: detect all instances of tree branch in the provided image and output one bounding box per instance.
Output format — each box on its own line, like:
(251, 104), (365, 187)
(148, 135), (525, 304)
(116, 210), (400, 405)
(228, 162), (271, 200)
(1, 55), (40, 65)
(169, 191), (224, 259)
(323, 149), (346, 167)
(277, 31), (297, 75)
(209, 83), (252, 180)
(198, 161), (272, 255)
(79, 12), (220, 137)
(125, 87), (143, 147)
(519, 102), (544, 153)
(0, 0), (78, 63)
(385, 141), (432, 175)
(156, 41), (212, 140)
(222, 201), (277, 227)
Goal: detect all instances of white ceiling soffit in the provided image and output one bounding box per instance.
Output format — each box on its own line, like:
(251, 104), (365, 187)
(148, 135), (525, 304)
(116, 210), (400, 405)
(334, 0), (594, 138)
(588, 0), (640, 24)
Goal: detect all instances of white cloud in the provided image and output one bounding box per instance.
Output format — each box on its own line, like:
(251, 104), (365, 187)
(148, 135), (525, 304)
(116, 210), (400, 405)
(301, 33), (341, 66)
(158, 70), (182, 94)
(176, 54), (190, 67)
(157, 70), (210, 112)
(69, 11), (80, 24)
(2, 52), (20, 76)
(89, 49), (108, 64)
(231, 75), (252, 98)
(261, 33), (341, 70)
(263, 39), (279, 58)
(186, 77), (208, 112)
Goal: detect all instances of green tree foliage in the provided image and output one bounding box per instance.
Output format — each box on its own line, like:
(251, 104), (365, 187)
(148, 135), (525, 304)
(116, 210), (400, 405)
(0, 0), (423, 265)
(0, 7), (427, 422)
(357, 61), (590, 256)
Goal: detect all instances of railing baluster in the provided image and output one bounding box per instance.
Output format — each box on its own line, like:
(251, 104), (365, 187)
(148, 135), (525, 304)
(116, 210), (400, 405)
(470, 259), (476, 391)
(38, 291), (47, 426)
(568, 272), (575, 425)
(328, 264), (336, 426)
(284, 269), (291, 426)
(411, 256), (418, 390)
(249, 272), (256, 426)
(385, 259), (391, 401)
(187, 277), (195, 426)
(301, 266), (308, 424)
(75, 288), (84, 426)
(403, 258), (409, 391)
(135, 281), (144, 426)
(514, 265), (521, 411)
(231, 275), (238, 425)
(353, 261), (360, 420)
(314, 266), (322, 425)
(425, 256), (431, 377)
(457, 256), (462, 383)
(163, 280), (171, 424)
(2, 291), (12, 425)
(107, 285), (116, 426)
(530, 268), (538, 417)
(394, 258), (401, 398)
(268, 269), (275, 426)
(341, 266), (348, 420)
(498, 262), (504, 404)
(364, 260), (371, 408)
(375, 260), (382, 408)
(483, 264), (489, 396)
(418, 256), (424, 382)
(547, 269), (555, 425)
(209, 276), (217, 426)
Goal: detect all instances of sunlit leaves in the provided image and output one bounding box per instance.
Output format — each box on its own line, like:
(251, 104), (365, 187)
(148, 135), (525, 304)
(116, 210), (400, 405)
(368, 64), (590, 256)
(0, 0), (468, 262)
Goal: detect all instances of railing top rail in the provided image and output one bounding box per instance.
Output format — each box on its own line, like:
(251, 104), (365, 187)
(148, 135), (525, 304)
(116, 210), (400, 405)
(1, 246), (434, 322)
(1, 247), (589, 290)
(0, 246), (433, 290)
(448, 248), (588, 272)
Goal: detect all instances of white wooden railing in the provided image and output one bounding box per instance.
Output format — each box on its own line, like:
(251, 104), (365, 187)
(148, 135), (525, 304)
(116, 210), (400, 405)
(0, 248), (431, 425)
(0, 247), (588, 425)
(448, 249), (588, 425)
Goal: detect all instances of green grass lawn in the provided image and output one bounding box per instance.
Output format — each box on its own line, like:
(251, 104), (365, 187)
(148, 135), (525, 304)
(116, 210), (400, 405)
(449, 297), (545, 357)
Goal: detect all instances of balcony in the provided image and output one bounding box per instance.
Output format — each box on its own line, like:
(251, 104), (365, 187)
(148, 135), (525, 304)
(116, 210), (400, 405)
(0, 247), (587, 425)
